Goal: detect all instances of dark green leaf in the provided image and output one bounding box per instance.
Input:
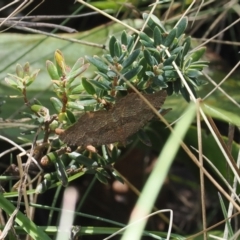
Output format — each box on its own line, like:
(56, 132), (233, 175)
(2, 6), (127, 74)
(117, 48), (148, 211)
(122, 66), (143, 81)
(114, 85), (127, 91)
(109, 36), (117, 57)
(82, 77), (96, 95)
(143, 13), (166, 32)
(109, 146), (120, 162)
(104, 54), (114, 64)
(164, 70), (178, 79)
(121, 30), (128, 45)
(140, 40), (155, 48)
(164, 55), (176, 66)
(96, 171), (109, 184)
(145, 71), (155, 77)
(163, 28), (176, 47)
(66, 109), (76, 124)
(173, 80), (182, 94)
(139, 32), (154, 45)
(144, 49), (155, 66)
(55, 158), (68, 187)
(50, 97), (63, 113)
(153, 26), (162, 46)
(96, 71), (112, 81)
(46, 60), (59, 80)
(85, 56), (108, 73)
(171, 46), (183, 55)
(107, 70), (117, 78)
(66, 63), (90, 85)
(122, 49), (140, 68)
(166, 82), (173, 95)
(189, 47), (206, 62)
(186, 69), (202, 78)
(114, 41), (122, 58)
(71, 153), (96, 167)
(89, 79), (111, 90)
(156, 75), (168, 87)
(127, 35), (135, 52)
(176, 17), (188, 38)
(69, 84), (84, 95)
(182, 37), (191, 58)
(180, 86), (190, 102)
(67, 101), (85, 111)
(103, 95), (115, 102)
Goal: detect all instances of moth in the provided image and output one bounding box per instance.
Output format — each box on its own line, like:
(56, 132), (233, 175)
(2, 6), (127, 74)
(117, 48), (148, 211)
(59, 90), (167, 146)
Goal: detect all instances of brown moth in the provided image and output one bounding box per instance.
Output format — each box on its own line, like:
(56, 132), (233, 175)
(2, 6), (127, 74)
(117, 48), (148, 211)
(59, 90), (167, 146)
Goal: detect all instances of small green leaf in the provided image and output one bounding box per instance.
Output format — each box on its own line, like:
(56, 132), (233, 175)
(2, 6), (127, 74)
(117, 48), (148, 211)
(96, 171), (109, 184)
(164, 55), (176, 66)
(104, 54), (114, 64)
(188, 63), (208, 70)
(55, 158), (68, 187)
(30, 104), (44, 113)
(122, 49), (140, 68)
(55, 49), (66, 76)
(67, 101), (84, 111)
(164, 70), (178, 78)
(153, 26), (162, 46)
(23, 62), (30, 76)
(16, 64), (24, 78)
(127, 35), (134, 52)
(50, 97), (63, 113)
(143, 49), (155, 66)
(173, 80), (182, 93)
(114, 41), (122, 58)
(109, 146), (120, 162)
(58, 112), (68, 123)
(163, 28), (176, 47)
(89, 79), (111, 90)
(82, 77), (96, 95)
(103, 95), (115, 102)
(67, 62), (90, 84)
(182, 36), (191, 58)
(106, 70), (117, 79)
(139, 32), (154, 46)
(143, 13), (166, 32)
(27, 69), (40, 86)
(186, 69), (202, 78)
(85, 56), (109, 73)
(189, 47), (206, 62)
(121, 30), (128, 46)
(109, 36), (117, 58)
(69, 153), (96, 167)
(180, 86), (190, 102)
(122, 66), (143, 81)
(166, 82), (173, 95)
(46, 60), (60, 80)
(69, 84), (84, 95)
(5, 77), (20, 90)
(171, 46), (183, 55)
(66, 110), (76, 124)
(140, 40), (155, 48)
(176, 17), (188, 38)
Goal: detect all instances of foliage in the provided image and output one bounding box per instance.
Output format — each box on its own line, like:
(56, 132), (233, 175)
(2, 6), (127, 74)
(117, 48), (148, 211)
(4, 16), (207, 193)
